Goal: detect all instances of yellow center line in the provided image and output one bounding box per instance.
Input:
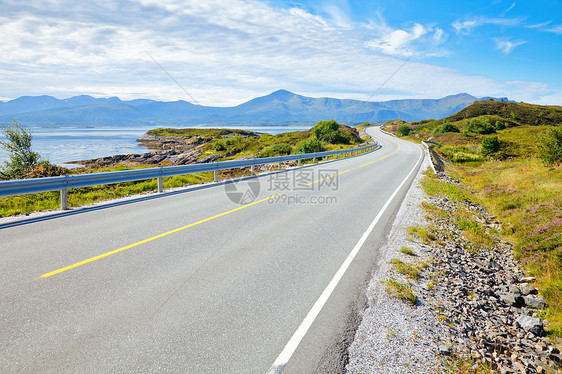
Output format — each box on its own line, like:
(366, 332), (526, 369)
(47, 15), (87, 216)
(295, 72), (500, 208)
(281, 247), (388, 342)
(305, 169), (351, 186)
(37, 194), (280, 279)
(358, 143), (401, 168)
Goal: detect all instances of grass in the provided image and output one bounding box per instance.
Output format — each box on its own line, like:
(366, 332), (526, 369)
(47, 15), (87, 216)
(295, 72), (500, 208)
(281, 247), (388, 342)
(399, 246), (416, 256)
(384, 278), (418, 306)
(390, 258), (421, 279)
(407, 225), (438, 244)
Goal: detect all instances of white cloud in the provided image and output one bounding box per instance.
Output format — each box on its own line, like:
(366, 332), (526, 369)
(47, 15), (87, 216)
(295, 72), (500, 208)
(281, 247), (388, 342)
(0, 0), (554, 105)
(452, 16), (525, 34)
(493, 38), (527, 54)
(547, 25), (562, 34)
(363, 11), (449, 58)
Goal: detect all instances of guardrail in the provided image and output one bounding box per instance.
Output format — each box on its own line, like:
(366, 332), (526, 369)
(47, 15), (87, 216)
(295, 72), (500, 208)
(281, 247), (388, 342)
(0, 141), (380, 210)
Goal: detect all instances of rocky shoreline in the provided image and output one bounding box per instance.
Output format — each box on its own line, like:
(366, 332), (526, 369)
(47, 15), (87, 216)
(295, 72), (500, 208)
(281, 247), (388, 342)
(70, 134), (217, 167)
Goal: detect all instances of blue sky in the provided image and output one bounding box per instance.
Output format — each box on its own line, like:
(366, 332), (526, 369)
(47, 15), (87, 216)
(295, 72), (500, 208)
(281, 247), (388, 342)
(1, 0), (561, 105)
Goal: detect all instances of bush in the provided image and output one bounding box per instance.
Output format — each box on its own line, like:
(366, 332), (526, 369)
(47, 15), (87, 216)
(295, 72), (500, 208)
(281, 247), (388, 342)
(464, 117), (496, 134)
(396, 124), (412, 136)
(433, 122), (460, 134)
(259, 143), (292, 157)
(294, 137), (326, 154)
(481, 136), (500, 156)
(311, 120), (351, 144)
(537, 127), (562, 166)
(495, 121), (506, 130)
(214, 141), (227, 152)
(0, 120), (48, 180)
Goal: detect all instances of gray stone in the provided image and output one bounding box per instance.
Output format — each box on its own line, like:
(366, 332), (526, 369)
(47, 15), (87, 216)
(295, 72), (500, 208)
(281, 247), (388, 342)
(523, 295), (546, 309)
(516, 315), (544, 336)
(508, 284), (521, 294)
(438, 345), (451, 355)
(519, 276), (536, 283)
(520, 284), (538, 296)
(500, 292), (525, 308)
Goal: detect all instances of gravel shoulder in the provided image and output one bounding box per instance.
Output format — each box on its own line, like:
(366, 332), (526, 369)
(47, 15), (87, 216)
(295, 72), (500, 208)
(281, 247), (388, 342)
(346, 155), (448, 373)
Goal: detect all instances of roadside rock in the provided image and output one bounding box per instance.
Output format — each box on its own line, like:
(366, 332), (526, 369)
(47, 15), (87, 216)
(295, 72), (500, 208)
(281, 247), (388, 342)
(516, 315), (544, 336)
(524, 295), (547, 309)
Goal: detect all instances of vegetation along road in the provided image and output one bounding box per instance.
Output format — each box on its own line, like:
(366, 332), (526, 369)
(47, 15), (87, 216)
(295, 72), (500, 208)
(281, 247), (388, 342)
(0, 127), (424, 373)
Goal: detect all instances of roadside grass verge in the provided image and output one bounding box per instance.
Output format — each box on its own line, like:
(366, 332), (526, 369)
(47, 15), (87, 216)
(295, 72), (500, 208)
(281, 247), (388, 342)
(448, 158), (562, 336)
(422, 159), (562, 337)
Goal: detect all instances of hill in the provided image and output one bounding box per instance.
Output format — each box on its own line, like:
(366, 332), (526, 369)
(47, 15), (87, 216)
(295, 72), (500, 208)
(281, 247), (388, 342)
(445, 100), (562, 127)
(0, 91), (509, 127)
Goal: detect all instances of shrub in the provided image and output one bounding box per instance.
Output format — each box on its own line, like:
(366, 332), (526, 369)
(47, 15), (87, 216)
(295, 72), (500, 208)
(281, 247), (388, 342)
(481, 136), (500, 156)
(294, 137), (326, 154)
(495, 121), (506, 130)
(259, 143), (293, 157)
(433, 122), (460, 134)
(214, 141), (227, 152)
(537, 127), (562, 166)
(464, 117), (496, 134)
(396, 124), (412, 136)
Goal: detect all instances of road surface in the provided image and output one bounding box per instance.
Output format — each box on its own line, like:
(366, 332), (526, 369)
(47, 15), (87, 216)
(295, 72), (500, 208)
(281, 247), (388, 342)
(0, 127), (423, 373)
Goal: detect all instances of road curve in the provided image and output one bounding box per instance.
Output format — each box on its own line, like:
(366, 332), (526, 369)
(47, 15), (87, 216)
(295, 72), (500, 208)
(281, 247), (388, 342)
(0, 127), (423, 373)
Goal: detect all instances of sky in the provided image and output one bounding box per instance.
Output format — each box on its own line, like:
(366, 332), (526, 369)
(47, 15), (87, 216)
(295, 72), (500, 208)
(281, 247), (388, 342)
(1, 0), (561, 106)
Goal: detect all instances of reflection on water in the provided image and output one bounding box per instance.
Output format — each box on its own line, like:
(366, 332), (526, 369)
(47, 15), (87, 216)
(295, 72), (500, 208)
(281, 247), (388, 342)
(0, 125), (311, 166)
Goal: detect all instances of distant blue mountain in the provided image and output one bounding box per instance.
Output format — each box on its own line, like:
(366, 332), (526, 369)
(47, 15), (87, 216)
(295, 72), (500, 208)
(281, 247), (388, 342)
(0, 90), (512, 127)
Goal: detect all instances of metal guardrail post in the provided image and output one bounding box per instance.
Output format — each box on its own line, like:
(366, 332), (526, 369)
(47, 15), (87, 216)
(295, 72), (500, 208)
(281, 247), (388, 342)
(278, 162), (282, 169)
(251, 164), (255, 176)
(214, 170), (219, 182)
(60, 189), (68, 210)
(297, 159), (301, 166)
(157, 176), (163, 193)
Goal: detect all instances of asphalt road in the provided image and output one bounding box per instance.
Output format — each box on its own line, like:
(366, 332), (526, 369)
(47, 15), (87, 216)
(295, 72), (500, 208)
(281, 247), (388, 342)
(0, 127), (424, 373)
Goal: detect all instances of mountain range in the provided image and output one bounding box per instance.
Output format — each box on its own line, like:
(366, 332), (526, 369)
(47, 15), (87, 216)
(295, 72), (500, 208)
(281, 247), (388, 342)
(0, 90), (512, 127)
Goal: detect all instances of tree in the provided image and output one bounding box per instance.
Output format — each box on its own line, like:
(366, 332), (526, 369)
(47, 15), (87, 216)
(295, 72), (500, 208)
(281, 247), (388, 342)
(0, 120), (47, 180)
(537, 127), (562, 166)
(311, 120), (351, 144)
(481, 136), (500, 156)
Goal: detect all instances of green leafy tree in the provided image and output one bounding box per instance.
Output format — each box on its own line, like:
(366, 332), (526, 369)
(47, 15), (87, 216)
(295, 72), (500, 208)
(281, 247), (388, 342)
(0, 120), (47, 180)
(481, 136), (500, 156)
(537, 127), (562, 166)
(294, 137), (326, 154)
(311, 120), (351, 144)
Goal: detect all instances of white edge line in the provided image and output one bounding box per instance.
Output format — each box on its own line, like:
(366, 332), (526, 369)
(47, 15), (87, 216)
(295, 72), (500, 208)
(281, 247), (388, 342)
(266, 142), (424, 374)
